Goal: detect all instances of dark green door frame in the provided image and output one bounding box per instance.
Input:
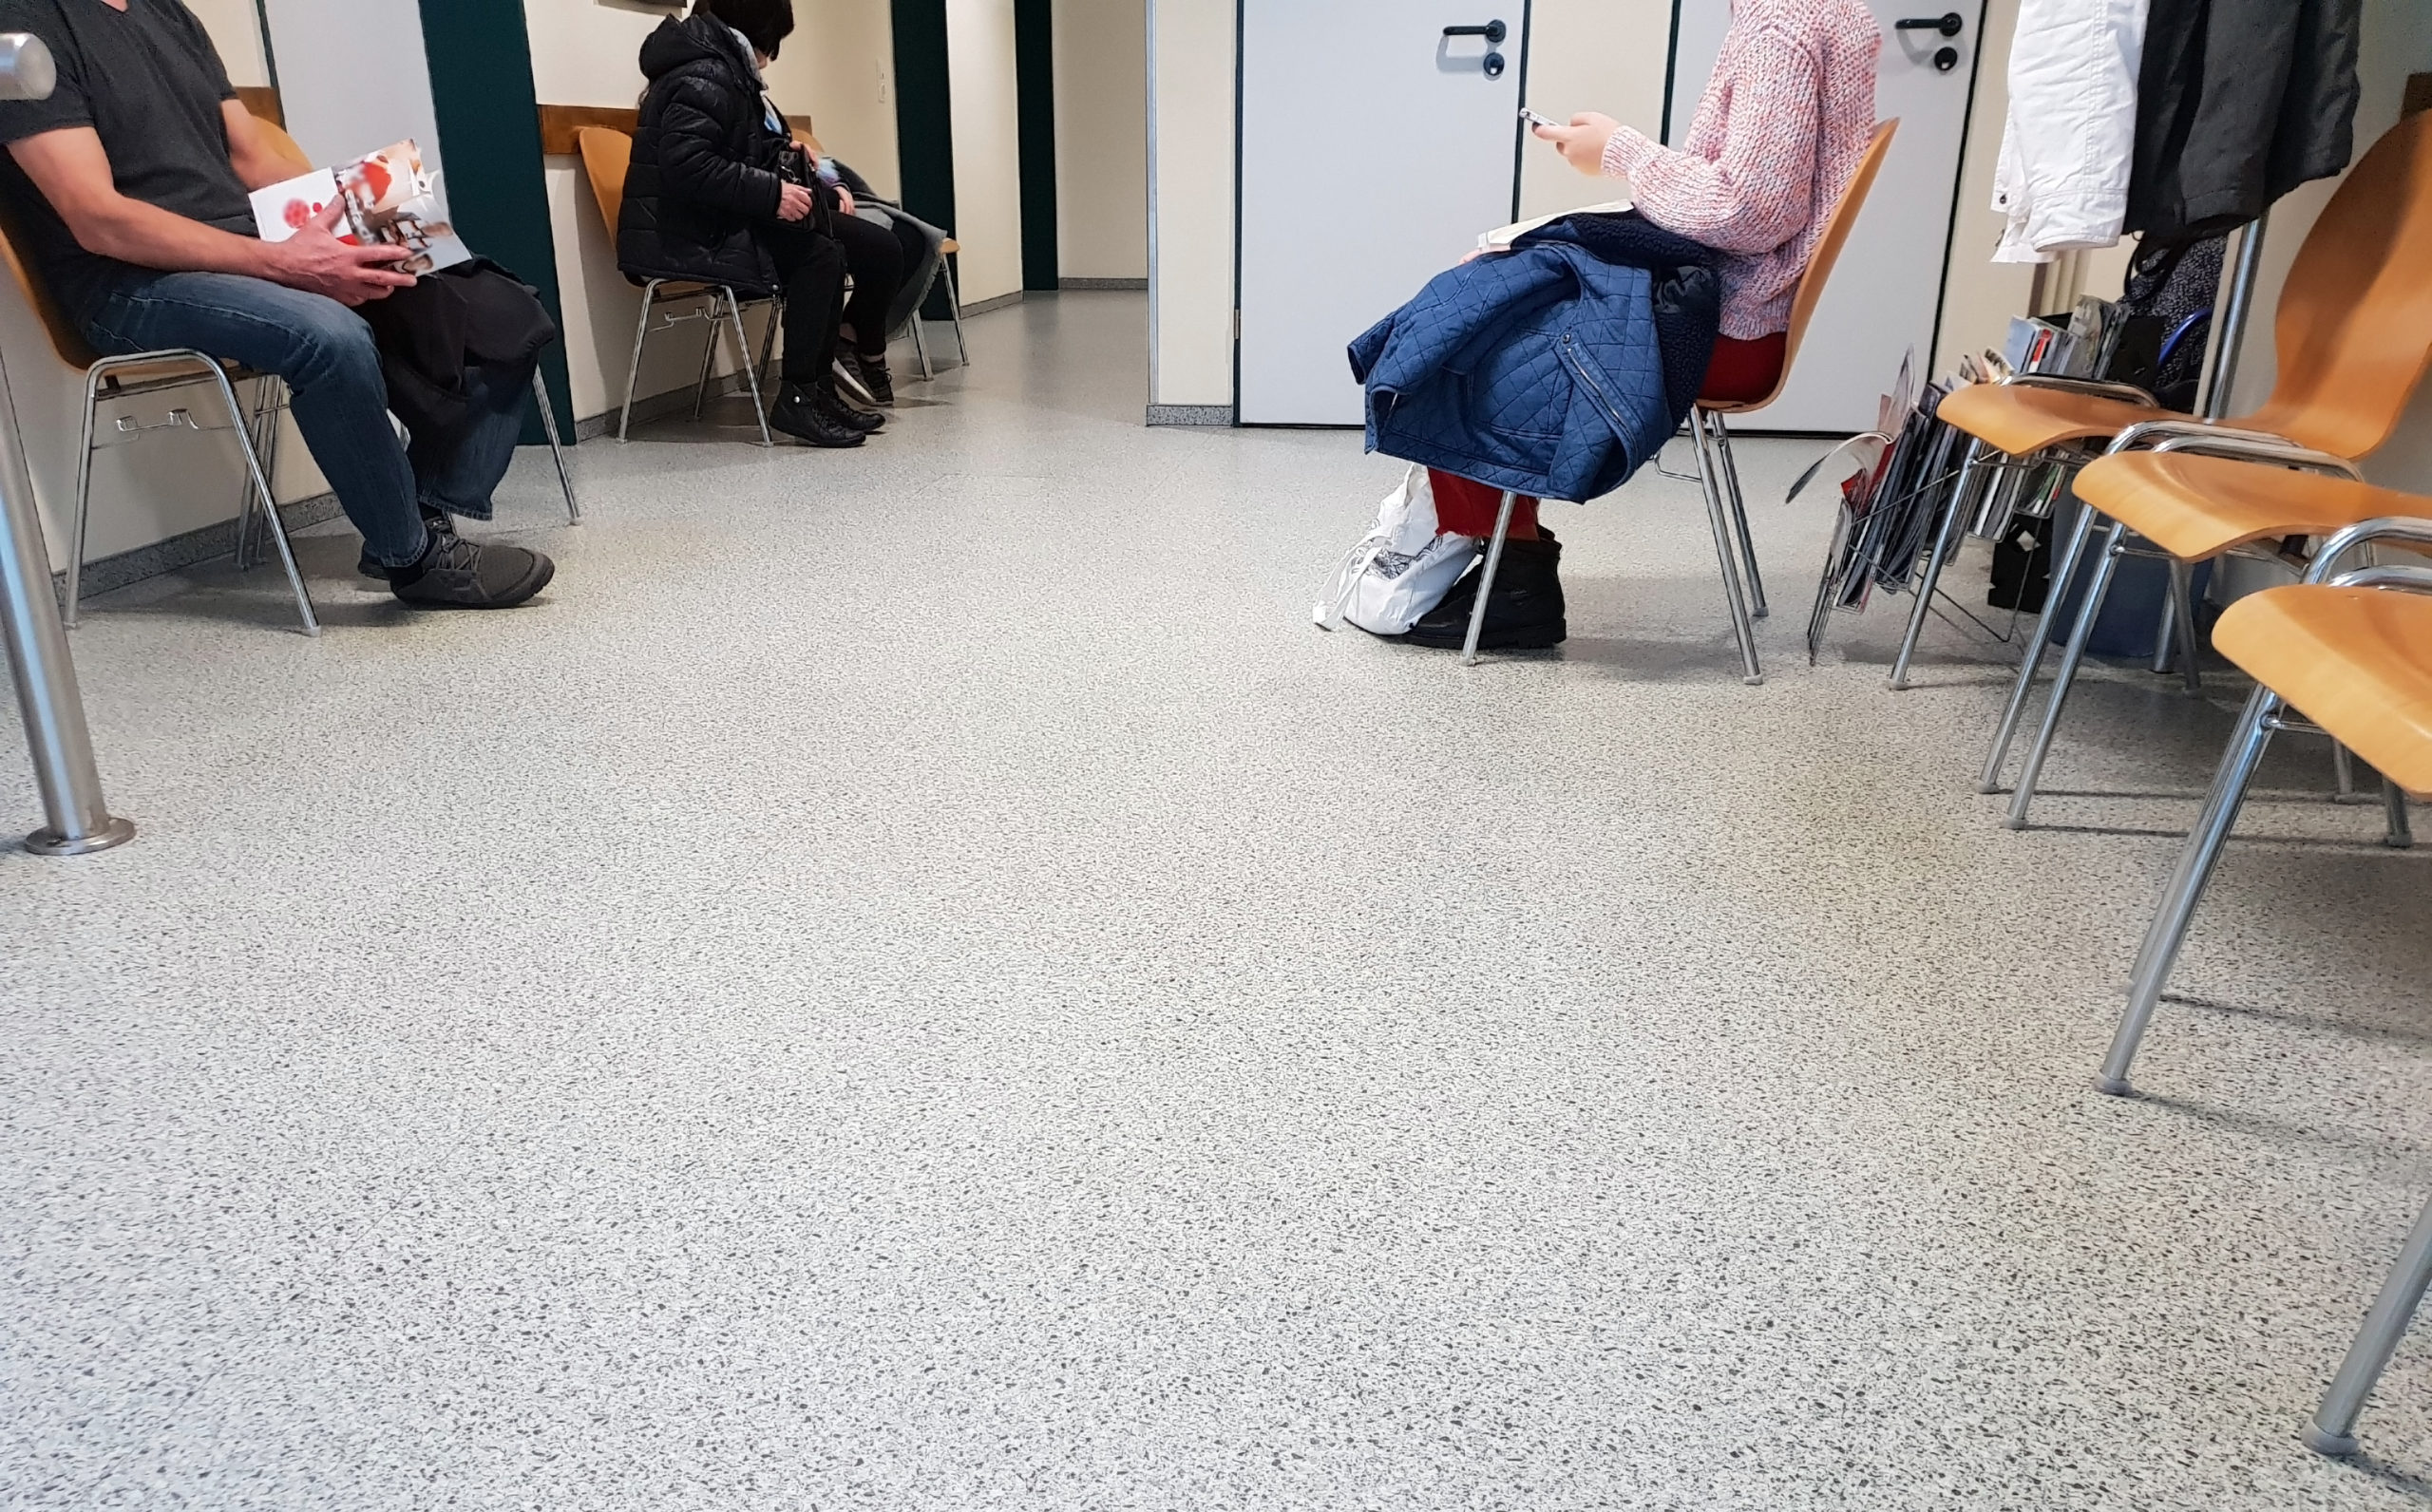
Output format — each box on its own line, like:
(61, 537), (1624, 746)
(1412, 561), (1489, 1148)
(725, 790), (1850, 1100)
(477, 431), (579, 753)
(416, 0), (571, 443)
(1014, 0), (1057, 292)
(891, 0), (960, 320)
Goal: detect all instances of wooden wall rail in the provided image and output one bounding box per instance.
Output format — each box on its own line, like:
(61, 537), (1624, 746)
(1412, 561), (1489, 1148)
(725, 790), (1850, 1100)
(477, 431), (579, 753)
(537, 104), (817, 156)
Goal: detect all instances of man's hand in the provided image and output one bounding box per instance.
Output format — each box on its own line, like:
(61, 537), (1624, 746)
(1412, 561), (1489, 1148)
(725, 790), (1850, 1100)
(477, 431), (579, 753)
(257, 202), (414, 305)
(776, 180), (815, 222)
(1534, 112), (1622, 177)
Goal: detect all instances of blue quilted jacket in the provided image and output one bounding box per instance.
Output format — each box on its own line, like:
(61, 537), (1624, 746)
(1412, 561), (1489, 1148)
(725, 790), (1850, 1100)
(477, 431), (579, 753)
(1346, 237), (1678, 503)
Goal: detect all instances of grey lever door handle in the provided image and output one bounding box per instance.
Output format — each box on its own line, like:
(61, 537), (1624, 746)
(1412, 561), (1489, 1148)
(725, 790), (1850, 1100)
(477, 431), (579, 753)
(1895, 12), (1964, 35)
(1443, 19), (1507, 45)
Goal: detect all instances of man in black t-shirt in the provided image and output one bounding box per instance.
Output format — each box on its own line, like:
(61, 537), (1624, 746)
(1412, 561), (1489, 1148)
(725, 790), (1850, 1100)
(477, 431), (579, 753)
(0, 0), (554, 609)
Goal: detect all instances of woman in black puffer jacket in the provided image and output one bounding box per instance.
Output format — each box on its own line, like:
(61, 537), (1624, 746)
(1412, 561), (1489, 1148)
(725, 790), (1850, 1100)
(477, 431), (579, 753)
(619, 0), (876, 447)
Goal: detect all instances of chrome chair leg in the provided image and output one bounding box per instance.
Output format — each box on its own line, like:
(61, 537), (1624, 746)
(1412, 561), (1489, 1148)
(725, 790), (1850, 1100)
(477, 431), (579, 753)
(2006, 520), (2128, 829)
(201, 363), (316, 635)
(756, 294), (784, 399)
(1706, 409), (1765, 619)
(942, 258), (969, 366)
(234, 375), (273, 573)
(2169, 557), (2204, 695)
(1461, 490), (1518, 667)
(724, 287), (772, 448)
(2385, 778), (2415, 850)
(2097, 684), (2278, 1094)
(2308, 1191), (2432, 1458)
(910, 296), (935, 382)
(531, 368), (580, 525)
(2334, 741), (2361, 800)
(63, 370), (103, 627)
(1982, 502), (2100, 793)
(1889, 438), (1988, 690)
(1692, 408), (1763, 685)
(690, 292), (722, 421)
(618, 281), (660, 443)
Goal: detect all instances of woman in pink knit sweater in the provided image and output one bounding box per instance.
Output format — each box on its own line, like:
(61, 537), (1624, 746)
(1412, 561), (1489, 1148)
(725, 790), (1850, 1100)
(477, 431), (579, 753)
(1426, 0), (1880, 553)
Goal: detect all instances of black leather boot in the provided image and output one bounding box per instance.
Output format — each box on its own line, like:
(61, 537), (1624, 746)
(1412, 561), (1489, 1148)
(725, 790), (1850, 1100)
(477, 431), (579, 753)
(769, 382), (867, 447)
(1396, 528), (1566, 649)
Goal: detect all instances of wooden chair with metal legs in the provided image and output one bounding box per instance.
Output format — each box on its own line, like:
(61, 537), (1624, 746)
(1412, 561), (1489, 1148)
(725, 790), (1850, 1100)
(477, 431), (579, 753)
(788, 124), (960, 382)
(1888, 105), (2432, 748)
(907, 236), (969, 380)
(244, 119), (579, 531)
(575, 125), (775, 447)
(1460, 120), (1898, 680)
(1980, 449), (2416, 834)
(0, 207), (316, 633)
(2083, 511), (2432, 1458)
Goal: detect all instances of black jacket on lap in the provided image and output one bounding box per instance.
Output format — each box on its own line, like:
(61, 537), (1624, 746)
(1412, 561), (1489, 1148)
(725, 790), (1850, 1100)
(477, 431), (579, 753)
(618, 15), (795, 295)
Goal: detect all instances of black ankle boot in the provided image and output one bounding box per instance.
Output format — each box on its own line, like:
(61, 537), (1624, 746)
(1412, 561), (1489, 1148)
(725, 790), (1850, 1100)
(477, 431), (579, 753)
(1397, 529), (1566, 649)
(769, 383), (867, 447)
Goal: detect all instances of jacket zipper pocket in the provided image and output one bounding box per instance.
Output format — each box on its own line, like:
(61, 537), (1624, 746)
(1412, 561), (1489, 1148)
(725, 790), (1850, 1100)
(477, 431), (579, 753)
(1561, 333), (1633, 444)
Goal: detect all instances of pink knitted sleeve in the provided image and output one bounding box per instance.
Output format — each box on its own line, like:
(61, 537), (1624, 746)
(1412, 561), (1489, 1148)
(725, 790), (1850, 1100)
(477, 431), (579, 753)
(1600, 27), (1822, 255)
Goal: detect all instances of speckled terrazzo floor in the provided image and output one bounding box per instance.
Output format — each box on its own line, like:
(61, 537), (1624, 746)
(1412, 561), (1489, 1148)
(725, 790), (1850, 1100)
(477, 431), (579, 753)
(4, 292), (2431, 1509)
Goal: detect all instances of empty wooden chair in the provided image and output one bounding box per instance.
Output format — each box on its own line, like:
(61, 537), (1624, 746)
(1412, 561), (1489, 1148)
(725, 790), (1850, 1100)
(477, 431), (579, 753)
(2090, 507), (2432, 1460)
(1887, 107), (2432, 790)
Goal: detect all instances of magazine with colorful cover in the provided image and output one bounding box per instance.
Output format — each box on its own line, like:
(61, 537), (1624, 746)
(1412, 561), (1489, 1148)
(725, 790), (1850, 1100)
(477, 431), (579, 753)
(248, 139), (470, 276)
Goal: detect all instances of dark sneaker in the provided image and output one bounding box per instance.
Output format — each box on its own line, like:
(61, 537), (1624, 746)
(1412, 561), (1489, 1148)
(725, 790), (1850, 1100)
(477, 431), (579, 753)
(816, 385), (885, 434)
(836, 350), (894, 406)
(1396, 529), (1566, 649)
(768, 385), (866, 447)
(389, 528), (555, 609)
(358, 506), (452, 580)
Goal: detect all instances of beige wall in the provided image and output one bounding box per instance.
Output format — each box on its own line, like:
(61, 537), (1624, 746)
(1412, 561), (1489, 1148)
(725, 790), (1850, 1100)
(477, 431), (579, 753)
(768, 0), (902, 198)
(945, 0), (1025, 305)
(1146, 0), (1234, 407)
(1052, 0), (1149, 281)
(189, 0), (272, 87)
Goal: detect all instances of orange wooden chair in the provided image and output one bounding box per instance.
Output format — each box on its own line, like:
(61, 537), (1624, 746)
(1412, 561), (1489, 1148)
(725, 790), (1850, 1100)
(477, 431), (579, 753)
(1887, 107), (2432, 780)
(1462, 120), (1898, 679)
(2086, 504), (2432, 1461)
(577, 124), (774, 446)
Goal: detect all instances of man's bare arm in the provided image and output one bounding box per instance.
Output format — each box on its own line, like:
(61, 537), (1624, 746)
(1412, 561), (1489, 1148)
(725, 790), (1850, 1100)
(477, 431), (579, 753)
(6, 126), (413, 305)
(220, 101), (296, 193)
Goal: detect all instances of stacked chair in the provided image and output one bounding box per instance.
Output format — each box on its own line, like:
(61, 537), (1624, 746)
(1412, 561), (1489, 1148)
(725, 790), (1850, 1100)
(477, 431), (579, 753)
(2086, 494), (2432, 1459)
(1890, 109), (2432, 829)
(1860, 111), (2432, 1459)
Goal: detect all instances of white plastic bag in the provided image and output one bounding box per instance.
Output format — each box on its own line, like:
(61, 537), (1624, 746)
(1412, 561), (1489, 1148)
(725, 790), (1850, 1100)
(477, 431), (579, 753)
(1313, 466), (1479, 635)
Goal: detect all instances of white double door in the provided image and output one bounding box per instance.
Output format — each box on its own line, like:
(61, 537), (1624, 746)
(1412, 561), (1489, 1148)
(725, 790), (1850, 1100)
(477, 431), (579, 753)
(1236, 0), (1527, 426)
(1235, 0), (1983, 432)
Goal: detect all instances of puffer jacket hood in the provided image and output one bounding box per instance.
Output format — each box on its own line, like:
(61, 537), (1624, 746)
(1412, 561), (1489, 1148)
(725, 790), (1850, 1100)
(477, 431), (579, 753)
(617, 13), (796, 296)
(638, 13), (754, 85)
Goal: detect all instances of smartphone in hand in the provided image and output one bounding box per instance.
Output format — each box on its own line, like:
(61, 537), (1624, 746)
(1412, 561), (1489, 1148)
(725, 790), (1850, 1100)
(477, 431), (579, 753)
(1518, 107), (1562, 130)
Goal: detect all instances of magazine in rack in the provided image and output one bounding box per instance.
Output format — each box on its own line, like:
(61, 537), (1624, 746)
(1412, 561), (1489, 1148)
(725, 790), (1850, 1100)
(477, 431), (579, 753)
(249, 139), (470, 276)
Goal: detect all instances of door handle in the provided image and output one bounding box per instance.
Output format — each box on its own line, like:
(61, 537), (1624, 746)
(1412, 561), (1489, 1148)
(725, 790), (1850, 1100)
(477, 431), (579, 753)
(1443, 20), (1507, 45)
(1895, 12), (1964, 36)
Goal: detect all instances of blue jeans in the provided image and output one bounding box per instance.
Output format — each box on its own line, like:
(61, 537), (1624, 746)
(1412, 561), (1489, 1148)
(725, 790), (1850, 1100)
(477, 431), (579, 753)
(86, 272), (532, 570)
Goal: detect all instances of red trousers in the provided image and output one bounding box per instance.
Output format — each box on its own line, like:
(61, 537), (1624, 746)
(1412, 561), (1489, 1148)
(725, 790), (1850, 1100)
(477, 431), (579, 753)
(1430, 331), (1789, 538)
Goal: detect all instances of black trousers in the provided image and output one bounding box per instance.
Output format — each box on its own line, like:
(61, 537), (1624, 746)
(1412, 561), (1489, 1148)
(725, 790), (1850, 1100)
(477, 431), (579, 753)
(832, 213), (906, 358)
(761, 218), (846, 386)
